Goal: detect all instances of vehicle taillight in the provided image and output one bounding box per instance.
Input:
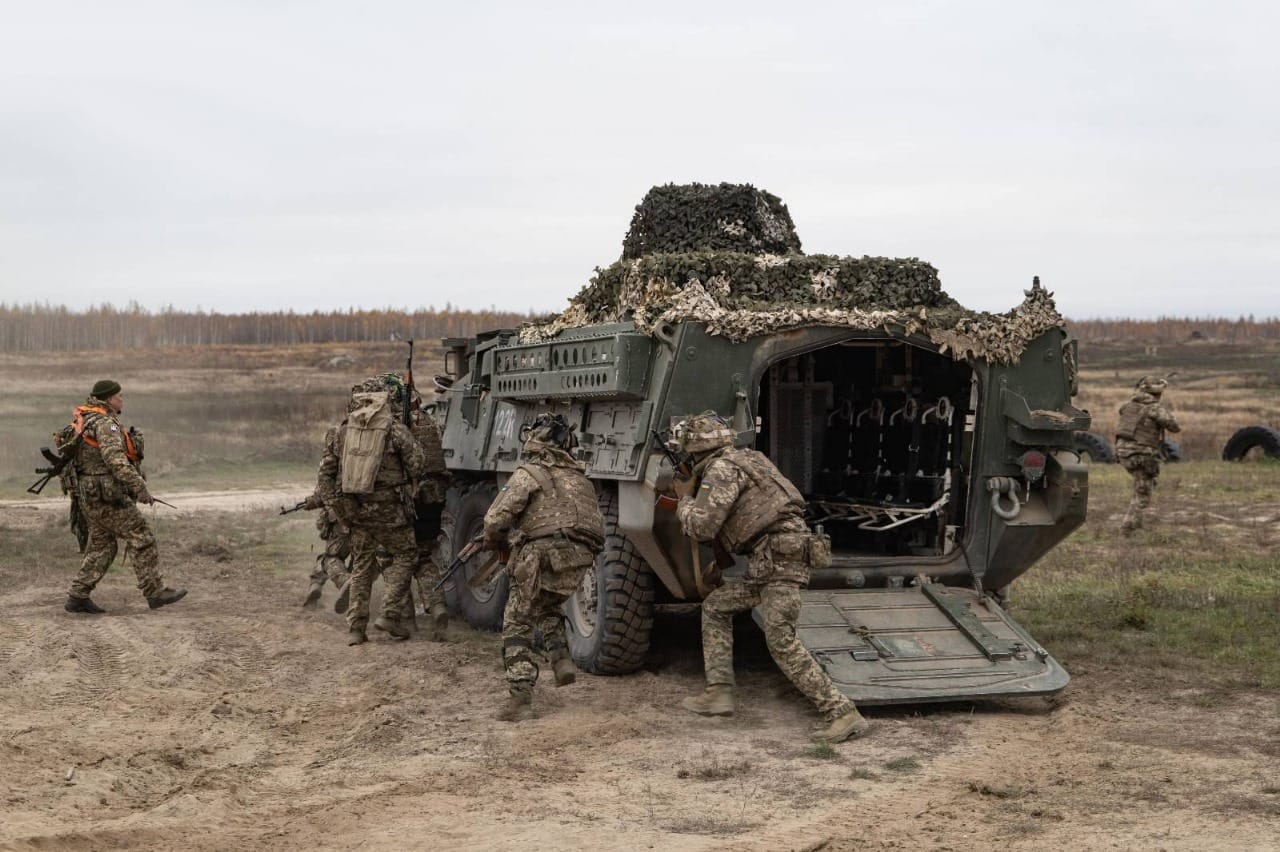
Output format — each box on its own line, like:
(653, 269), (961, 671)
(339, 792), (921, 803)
(1020, 450), (1046, 483)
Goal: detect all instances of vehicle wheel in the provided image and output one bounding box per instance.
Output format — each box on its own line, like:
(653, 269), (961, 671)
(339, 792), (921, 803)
(565, 483), (655, 674)
(441, 481), (508, 631)
(1159, 439), (1185, 463)
(1072, 431), (1115, 464)
(1222, 425), (1280, 461)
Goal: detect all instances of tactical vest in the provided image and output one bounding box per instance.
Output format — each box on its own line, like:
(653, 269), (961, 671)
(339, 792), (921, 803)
(517, 461), (606, 548)
(413, 415), (448, 476)
(340, 393), (394, 494)
(71, 405), (139, 475)
(411, 415), (449, 504)
(1115, 400), (1163, 448)
(713, 448), (806, 553)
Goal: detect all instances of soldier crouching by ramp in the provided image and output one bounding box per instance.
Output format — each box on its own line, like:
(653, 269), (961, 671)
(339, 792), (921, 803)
(669, 411), (869, 744)
(483, 414), (605, 721)
(62, 380), (187, 613)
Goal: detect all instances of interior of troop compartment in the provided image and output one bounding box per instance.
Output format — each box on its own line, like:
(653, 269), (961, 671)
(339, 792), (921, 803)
(755, 339), (975, 558)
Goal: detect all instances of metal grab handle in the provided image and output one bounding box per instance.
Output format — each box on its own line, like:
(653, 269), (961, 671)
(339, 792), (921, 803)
(856, 398), (884, 427)
(923, 395), (953, 424)
(987, 476), (1022, 520)
(889, 397), (919, 426)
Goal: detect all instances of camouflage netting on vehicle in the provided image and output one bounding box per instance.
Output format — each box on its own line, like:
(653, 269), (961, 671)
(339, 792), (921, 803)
(520, 184), (1066, 364)
(621, 183), (803, 258)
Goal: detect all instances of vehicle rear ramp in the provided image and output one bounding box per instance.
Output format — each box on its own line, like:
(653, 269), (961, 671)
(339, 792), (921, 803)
(771, 583), (1069, 705)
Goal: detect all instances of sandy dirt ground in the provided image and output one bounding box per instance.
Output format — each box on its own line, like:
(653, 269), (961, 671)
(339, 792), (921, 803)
(1, 498), (1277, 851)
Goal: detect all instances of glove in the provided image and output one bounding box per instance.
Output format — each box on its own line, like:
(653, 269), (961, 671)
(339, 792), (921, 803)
(672, 474), (697, 500)
(484, 528), (508, 551)
(303, 493), (323, 510)
(135, 486), (156, 505)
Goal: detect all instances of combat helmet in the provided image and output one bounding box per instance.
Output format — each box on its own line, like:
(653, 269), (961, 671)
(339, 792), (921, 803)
(671, 410), (735, 454)
(1135, 376), (1168, 395)
(349, 373), (412, 414)
(519, 413), (577, 452)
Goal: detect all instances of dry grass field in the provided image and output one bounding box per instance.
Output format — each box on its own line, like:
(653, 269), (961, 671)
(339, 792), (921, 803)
(0, 338), (1277, 850)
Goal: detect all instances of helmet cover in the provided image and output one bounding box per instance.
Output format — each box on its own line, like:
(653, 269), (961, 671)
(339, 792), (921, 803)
(671, 410), (734, 454)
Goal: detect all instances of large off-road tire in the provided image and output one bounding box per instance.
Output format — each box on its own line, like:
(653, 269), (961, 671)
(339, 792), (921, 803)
(565, 484), (655, 675)
(1222, 425), (1280, 461)
(1073, 431), (1115, 464)
(441, 482), (508, 631)
(1160, 439), (1185, 463)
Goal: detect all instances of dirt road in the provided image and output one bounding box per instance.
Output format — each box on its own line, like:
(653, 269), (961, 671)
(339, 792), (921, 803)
(1, 503), (1276, 851)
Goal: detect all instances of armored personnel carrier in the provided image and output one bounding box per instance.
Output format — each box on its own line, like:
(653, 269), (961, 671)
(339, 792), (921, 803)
(435, 184), (1089, 705)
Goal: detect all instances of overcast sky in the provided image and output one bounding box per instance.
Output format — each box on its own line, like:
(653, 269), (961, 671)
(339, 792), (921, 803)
(1, 1), (1277, 319)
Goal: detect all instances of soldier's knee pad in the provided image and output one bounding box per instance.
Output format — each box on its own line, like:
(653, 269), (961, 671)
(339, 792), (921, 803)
(502, 635), (537, 664)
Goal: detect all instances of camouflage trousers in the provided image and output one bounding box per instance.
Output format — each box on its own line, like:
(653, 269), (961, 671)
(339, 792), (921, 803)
(412, 501), (446, 612)
(69, 499), (164, 600)
(345, 517), (417, 631)
(309, 527), (352, 588)
(1119, 452), (1160, 531)
(501, 538), (593, 696)
(701, 578), (854, 722)
(413, 544), (446, 613)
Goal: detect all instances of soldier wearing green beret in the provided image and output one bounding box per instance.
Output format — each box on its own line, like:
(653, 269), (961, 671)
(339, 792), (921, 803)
(63, 380), (187, 613)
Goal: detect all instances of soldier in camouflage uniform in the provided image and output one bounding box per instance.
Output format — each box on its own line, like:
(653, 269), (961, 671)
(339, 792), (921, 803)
(300, 457), (353, 610)
(63, 380), (187, 613)
(671, 411), (869, 743)
(484, 414), (605, 721)
(409, 401), (451, 640)
(318, 380), (427, 645)
(1115, 376), (1181, 535)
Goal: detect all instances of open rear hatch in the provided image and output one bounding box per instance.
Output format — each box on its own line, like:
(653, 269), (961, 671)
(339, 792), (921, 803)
(760, 583), (1069, 705)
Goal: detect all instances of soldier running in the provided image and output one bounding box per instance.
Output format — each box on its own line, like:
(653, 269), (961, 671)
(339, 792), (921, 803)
(62, 380), (187, 613)
(484, 414), (605, 721)
(669, 411), (869, 743)
(317, 380), (427, 645)
(1115, 376), (1181, 535)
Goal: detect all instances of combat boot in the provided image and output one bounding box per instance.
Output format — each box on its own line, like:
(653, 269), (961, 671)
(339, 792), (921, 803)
(302, 582), (324, 609)
(347, 629), (367, 646)
(495, 691), (533, 722)
(681, 685), (735, 717)
(333, 580), (351, 614)
(64, 595), (106, 614)
(373, 616), (410, 641)
(551, 655), (577, 687)
(147, 588), (188, 610)
(814, 706), (870, 744)
(427, 605), (449, 642)
(399, 602), (418, 633)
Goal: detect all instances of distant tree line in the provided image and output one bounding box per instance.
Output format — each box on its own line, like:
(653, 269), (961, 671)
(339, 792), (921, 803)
(0, 303), (540, 352)
(1, 304), (1276, 352)
(1066, 316), (1280, 344)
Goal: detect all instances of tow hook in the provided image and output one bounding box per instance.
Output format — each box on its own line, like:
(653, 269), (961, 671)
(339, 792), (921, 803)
(987, 476), (1022, 520)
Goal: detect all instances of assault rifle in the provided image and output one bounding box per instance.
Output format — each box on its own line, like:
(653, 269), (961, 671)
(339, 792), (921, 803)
(279, 500), (313, 516)
(403, 338), (415, 428)
(433, 532), (507, 592)
(28, 446), (71, 495)
(649, 430), (734, 591)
